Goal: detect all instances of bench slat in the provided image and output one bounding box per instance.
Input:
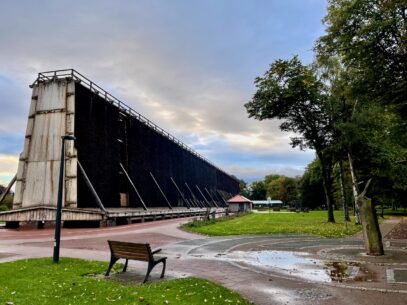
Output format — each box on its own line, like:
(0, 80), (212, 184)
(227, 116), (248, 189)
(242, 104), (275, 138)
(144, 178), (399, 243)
(108, 240), (152, 261)
(112, 252), (150, 260)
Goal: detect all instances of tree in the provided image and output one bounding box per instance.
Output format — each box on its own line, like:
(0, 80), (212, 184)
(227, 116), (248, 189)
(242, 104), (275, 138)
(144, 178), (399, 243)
(250, 180), (267, 200)
(245, 56), (336, 222)
(316, 0), (407, 119)
(267, 176), (299, 205)
(238, 179), (251, 198)
(315, 0), (407, 255)
(300, 158), (326, 209)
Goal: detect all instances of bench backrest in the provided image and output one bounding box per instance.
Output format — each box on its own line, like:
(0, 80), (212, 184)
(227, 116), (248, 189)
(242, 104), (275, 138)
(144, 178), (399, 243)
(108, 240), (152, 261)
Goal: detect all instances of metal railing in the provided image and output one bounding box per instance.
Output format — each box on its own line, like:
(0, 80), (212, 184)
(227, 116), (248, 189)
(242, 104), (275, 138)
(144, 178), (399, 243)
(30, 69), (237, 181)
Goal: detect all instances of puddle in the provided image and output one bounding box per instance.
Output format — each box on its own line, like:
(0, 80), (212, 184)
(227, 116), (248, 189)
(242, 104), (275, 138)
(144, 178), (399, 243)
(213, 250), (372, 283)
(188, 248), (379, 283)
(224, 250), (333, 282)
(326, 262), (360, 282)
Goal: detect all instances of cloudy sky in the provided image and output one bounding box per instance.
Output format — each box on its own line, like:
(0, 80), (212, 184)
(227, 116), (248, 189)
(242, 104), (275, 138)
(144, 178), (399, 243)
(0, 0), (327, 185)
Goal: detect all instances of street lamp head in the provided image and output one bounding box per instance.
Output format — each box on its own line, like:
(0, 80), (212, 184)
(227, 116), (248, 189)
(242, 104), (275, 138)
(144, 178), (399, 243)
(62, 135), (76, 141)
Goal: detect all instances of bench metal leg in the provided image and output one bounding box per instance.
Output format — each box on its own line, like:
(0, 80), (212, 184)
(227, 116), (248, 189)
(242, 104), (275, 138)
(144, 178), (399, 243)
(160, 260), (166, 278)
(105, 257), (119, 276)
(144, 262), (153, 283)
(122, 259), (128, 273)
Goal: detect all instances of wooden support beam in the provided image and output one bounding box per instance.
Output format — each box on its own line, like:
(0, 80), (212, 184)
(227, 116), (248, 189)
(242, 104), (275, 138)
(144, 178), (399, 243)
(185, 182), (202, 208)
(170, 177), (190, 209)
(120, 163), (148, 211)
(150, 172), (172, 209)
(195, 185), (211, 207)
(0, 175), (16, 204)
(77, 161), (107, 213)
(205, 187), (219, 208)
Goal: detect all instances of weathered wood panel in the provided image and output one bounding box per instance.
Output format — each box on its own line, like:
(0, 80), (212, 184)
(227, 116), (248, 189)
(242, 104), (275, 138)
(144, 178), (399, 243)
(43, 160), (60, 205)
(22, 161), (46, 206)
(14, 80), (77, 210)
(65, 177), (77, 206)
(36, 81), (66, 111)
(0, 207), (104, 221)
(25, 118), (34, 136)
(13, 180), (23, 207)
(20, 138), (31, 160)
(28, 86), (38, 117)
(28, 112), (66, 161)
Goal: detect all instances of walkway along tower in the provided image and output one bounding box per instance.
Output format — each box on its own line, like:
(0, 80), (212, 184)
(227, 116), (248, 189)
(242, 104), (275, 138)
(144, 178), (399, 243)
(0, 69), (239, 227)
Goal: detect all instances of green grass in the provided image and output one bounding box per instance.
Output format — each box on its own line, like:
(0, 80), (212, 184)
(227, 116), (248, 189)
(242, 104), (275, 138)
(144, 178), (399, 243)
(185, 211), (363, 238)
(382, 208), (407, 216)
(0, 258), (250, 305)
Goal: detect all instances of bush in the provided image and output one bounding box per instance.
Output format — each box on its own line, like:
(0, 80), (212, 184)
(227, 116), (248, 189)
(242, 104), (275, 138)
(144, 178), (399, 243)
(0, 194), (13, 211)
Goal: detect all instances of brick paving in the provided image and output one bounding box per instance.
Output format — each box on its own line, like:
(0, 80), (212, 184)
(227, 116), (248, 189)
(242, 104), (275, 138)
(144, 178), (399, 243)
(0, 217), (406, 305)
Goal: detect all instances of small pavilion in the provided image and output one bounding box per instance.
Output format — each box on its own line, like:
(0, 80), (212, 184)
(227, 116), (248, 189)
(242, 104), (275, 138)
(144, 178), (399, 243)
(227, 195), (252, 213)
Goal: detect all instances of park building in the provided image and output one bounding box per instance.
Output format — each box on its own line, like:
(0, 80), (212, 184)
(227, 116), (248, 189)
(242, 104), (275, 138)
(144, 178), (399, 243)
(252, 198), (283, 209)
(0, 69), (239, 228)
(227, 195), (252, 213)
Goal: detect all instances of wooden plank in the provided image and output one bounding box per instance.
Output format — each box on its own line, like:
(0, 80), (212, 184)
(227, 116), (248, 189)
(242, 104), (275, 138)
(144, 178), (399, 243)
(66, 82), (75, 113)
(65, 178), (77, 207)
(20, 138), (30, 160)
(13, 180), (23, 207)
(25, 118), (34, 136)
(28, 112), (65, 162)
(36, 81), (67, 111)
(22, 161), (46, 207)
(43, 160), (60, 206)
(28, 86), (38, 117)
(16, 159), (26, 180)
(65, 158), (77, 177)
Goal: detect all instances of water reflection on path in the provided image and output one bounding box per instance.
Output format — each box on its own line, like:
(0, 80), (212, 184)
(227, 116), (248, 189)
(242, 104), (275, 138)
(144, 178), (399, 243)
(223, 250), (332, 282)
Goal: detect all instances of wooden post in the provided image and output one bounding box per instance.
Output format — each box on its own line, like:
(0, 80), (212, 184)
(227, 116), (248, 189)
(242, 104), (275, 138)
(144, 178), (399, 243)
(357, 179), (384, 256)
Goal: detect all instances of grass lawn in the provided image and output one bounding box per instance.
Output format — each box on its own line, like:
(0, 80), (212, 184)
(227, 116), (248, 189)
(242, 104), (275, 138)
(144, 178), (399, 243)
(185, 210), (363, 238)
(382, 208), (407, 216)
(0, 258), (250, 305)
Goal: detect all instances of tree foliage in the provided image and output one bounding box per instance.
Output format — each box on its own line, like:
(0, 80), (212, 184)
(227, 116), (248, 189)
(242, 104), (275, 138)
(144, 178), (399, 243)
(300, 159), (326, 209)
(316, 0), (407, 113)
(267, 176), (300, 205)
(245, 56), (336, 222)
(249, 180), (267, 200)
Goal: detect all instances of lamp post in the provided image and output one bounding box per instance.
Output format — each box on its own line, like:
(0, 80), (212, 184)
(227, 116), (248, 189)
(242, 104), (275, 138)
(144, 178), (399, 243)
(53, 135), (76, 264)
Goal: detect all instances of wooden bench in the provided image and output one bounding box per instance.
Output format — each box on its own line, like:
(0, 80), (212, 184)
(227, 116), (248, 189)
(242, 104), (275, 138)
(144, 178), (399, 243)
(105, 240), (167, 283)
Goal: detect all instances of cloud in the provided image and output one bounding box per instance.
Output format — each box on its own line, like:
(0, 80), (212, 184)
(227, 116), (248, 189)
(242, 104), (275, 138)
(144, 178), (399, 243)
(0, 154), (18, 186)
(0, 0), (326, 181)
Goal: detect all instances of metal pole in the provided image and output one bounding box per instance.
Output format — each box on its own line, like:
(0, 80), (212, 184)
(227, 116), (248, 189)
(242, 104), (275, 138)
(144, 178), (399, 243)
(170, 177), (190, 209)
(150, 172), (172, 209)
(212, 189), (225, 207)
(196, 185), (211, 207)
(217, 190), (228, 207)
(53, 135), (75, 264)
(77, 161), (107, 213)
(205, 187), (219, 208)
(185, 182), (201, 208)
(120, 163), (147, 210)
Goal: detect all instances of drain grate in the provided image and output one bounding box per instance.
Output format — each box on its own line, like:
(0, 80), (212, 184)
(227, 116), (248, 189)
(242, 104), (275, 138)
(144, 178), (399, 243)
(387, 268), (407, 284)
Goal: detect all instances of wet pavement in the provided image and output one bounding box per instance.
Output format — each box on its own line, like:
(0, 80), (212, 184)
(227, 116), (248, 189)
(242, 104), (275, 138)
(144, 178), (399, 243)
(0, 217), (406, 305)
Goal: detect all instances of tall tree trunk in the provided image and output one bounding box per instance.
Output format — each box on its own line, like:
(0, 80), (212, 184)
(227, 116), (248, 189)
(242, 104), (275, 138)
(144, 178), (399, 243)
(357, 180), (384, 256)
(348, 152), (361, 223)
(317, 152), (335, 223)
(339, 161), (350, 222)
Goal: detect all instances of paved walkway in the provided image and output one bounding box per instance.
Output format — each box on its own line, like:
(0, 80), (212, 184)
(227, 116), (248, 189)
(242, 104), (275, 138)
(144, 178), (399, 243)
(0, 217), (406, 305)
